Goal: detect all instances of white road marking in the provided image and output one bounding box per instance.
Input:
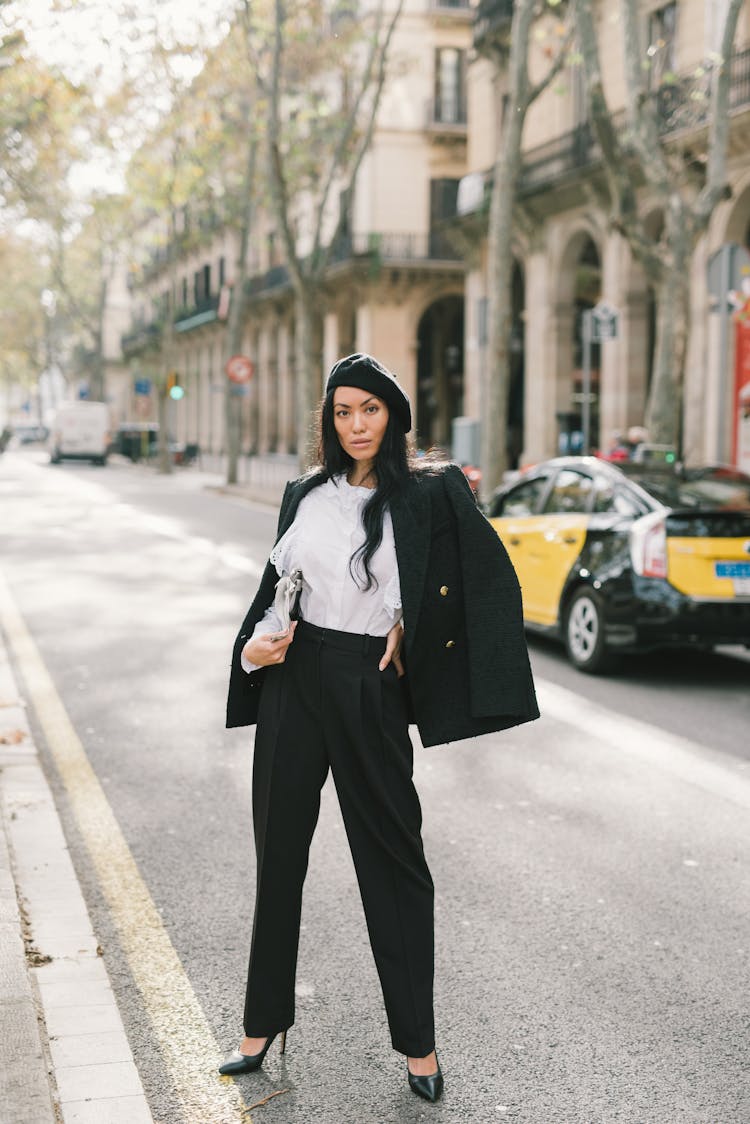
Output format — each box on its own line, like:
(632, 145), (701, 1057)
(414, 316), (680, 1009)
(535, 677), (750, 810)
(0, 572), (250, 1124)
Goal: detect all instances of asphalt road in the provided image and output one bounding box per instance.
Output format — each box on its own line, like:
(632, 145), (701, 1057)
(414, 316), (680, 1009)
(2, 449), (749, 1124)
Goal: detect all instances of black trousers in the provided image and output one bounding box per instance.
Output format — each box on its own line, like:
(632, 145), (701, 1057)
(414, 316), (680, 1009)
(242, 619), (435, 1057)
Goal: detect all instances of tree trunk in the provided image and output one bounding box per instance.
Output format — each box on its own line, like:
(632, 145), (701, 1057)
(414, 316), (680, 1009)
(156, 210), (178, 475)
(224, 136), (257, 486)
(294, 283), (323, 471)
(481, 0), (567, 499)
(483, 78), (525, 498)
(573, 0), (743, 456)
(646, 249), (690, 448)
(156, 383), (171, 474)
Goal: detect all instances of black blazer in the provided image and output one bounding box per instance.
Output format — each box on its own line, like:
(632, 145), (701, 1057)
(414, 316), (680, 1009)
(226, 464), (539, 747)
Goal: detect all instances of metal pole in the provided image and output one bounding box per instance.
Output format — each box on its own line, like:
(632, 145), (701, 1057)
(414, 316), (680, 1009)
(716, 244), (732, 463)
(582, 309), (592, 455)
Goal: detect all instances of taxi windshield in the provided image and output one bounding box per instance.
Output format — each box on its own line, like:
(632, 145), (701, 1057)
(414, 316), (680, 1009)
(622, 466), (750, 510)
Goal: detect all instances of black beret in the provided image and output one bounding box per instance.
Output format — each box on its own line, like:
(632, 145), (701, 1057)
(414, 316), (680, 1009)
(325, 353), (412, 433)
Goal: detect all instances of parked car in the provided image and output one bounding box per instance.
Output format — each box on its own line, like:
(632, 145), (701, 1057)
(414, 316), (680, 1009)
(487, 457), (750, 672)
(49, 401), (111, 465)
(12, 423), (49, 444)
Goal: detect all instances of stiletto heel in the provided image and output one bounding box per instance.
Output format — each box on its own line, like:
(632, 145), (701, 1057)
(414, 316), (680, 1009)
(218, 1030), (288, 1076)
(407, 1053), (443, 1103)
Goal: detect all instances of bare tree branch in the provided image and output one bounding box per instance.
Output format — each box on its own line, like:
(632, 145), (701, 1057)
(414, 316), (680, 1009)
(316, 0), (406, 273)
(310, 2), (386, 260)
(526, 19), (575, 108)
(695, 0), (743, 223)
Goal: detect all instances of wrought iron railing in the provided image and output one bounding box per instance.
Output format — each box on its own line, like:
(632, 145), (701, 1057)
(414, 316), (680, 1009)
(121, 321), (162, 356)
(242, 233), (463, 297)
(430, 0), (471, 10)
(508, 46), (750, 198)
(174, 293), (220, 327)
(330, 230), (463, 262)
(244, 264), (290, 296)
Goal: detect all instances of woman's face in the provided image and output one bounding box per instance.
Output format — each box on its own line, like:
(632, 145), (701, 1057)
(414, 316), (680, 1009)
(332, 387), (390, 465)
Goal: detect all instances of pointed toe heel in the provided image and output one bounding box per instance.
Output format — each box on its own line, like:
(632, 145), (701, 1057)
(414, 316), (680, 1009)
(407, 1058), (444, 1103)
(218, 1030), (287, 1076)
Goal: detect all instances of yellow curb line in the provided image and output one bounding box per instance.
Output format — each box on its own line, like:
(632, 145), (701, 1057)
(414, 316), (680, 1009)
(0, 570), (250, 1124)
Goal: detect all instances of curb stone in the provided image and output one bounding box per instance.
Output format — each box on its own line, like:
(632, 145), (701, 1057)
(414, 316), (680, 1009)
(0, 627), (154, 1124)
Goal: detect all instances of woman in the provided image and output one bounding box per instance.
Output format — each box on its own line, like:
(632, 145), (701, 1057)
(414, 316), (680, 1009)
(221, 353), (538, 1102)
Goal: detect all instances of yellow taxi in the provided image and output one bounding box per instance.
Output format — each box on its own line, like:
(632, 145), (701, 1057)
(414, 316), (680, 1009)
(487, 457), (750, 672)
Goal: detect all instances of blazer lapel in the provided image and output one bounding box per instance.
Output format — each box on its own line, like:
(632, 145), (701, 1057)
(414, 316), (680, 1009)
(390, 477), (431, 654)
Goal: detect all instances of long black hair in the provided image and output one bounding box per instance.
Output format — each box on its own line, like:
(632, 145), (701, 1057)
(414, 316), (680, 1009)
(312, 391), (417, 590)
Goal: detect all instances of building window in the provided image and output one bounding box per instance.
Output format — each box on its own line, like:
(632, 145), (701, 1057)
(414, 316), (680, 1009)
(647, 2), (677, 88)
(434, 47), (466, 125)
(429, 178), (459, 256)
(430, 178), (460, 224)
(218, 256), (226, 287)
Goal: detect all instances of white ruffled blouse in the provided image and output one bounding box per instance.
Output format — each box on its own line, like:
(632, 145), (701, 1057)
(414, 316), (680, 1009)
(241, 475), (402, 672)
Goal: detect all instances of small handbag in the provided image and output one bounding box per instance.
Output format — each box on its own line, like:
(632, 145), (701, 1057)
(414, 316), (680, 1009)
(272, 568), (304, 633)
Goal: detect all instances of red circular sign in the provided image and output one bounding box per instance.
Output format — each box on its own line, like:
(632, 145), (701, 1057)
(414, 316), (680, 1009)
(226, 355), (254, 383)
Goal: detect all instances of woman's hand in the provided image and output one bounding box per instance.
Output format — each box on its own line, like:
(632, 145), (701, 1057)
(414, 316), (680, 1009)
(379, 620), (404, 677)
(242, 621), (298, 667)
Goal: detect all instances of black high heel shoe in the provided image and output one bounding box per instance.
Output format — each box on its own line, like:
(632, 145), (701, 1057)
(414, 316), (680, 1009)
(407, 1053), (444, 1103)
(218, 1030), (287, 1076)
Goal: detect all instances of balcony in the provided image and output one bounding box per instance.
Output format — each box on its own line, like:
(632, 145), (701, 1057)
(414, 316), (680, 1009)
(330, 230), (462, 263)
(518, 123), (596, 194)
(121, 321), (162, 358)
(174, 293), (221, 333)
(426, 97), (468, 140)
(244, 264), (291, 297)
(428, 0), (472, 23)
(473, 0), (513, 53)
(455, 45), (750, 210)
(242, 233), (463, 298)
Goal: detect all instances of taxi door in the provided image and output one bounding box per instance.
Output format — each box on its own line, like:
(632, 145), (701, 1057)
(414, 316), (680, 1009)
(530, 468), (593, 625)
(489, 472), (555, 622)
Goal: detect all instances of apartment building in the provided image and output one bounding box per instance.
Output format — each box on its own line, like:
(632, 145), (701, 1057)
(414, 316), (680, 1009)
(462, 0), (750, 468)
(118, 0), (750, 474)
(120, 0), (475, 462)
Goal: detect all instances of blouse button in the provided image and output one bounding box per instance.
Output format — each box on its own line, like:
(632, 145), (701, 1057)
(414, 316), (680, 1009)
(445, 639), (455, 648)
(439, 585), (449, 596)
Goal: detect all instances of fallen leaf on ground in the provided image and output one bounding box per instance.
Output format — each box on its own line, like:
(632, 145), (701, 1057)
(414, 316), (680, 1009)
(242, 1089), (289, 1113)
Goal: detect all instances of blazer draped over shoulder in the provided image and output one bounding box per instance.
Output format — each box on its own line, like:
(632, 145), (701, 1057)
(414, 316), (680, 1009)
(226, 464), (539, 747)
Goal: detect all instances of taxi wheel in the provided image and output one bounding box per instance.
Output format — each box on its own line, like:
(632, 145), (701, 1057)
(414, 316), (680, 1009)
(564, 588), (613, 674)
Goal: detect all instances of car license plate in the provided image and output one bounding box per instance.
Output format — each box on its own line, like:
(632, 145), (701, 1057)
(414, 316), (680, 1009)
(715, 561), (750, 595)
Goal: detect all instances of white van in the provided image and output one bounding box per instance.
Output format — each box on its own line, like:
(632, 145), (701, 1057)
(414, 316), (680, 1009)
(49, 401), (111, 465)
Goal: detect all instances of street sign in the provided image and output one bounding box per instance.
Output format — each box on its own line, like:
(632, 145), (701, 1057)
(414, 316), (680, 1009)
(226, 355), (254, 384)
(134, 378), (151, 396)
(591, 301), (619, 342)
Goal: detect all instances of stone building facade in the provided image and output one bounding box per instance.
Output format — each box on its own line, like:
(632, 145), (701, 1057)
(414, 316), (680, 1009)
(463, 0), (750, 469)
(116, 0), (750, 474)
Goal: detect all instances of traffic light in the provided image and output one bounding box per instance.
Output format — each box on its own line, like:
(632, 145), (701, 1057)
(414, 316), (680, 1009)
(167, 371), (184, 401)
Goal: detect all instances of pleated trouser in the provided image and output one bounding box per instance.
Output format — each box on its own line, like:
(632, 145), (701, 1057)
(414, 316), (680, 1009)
(242, 619), (435, 1057)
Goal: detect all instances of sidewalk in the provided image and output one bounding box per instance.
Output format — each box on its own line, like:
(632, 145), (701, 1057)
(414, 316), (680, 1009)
(122, 449), (296, 508)
(0, 624), (153, 1124)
